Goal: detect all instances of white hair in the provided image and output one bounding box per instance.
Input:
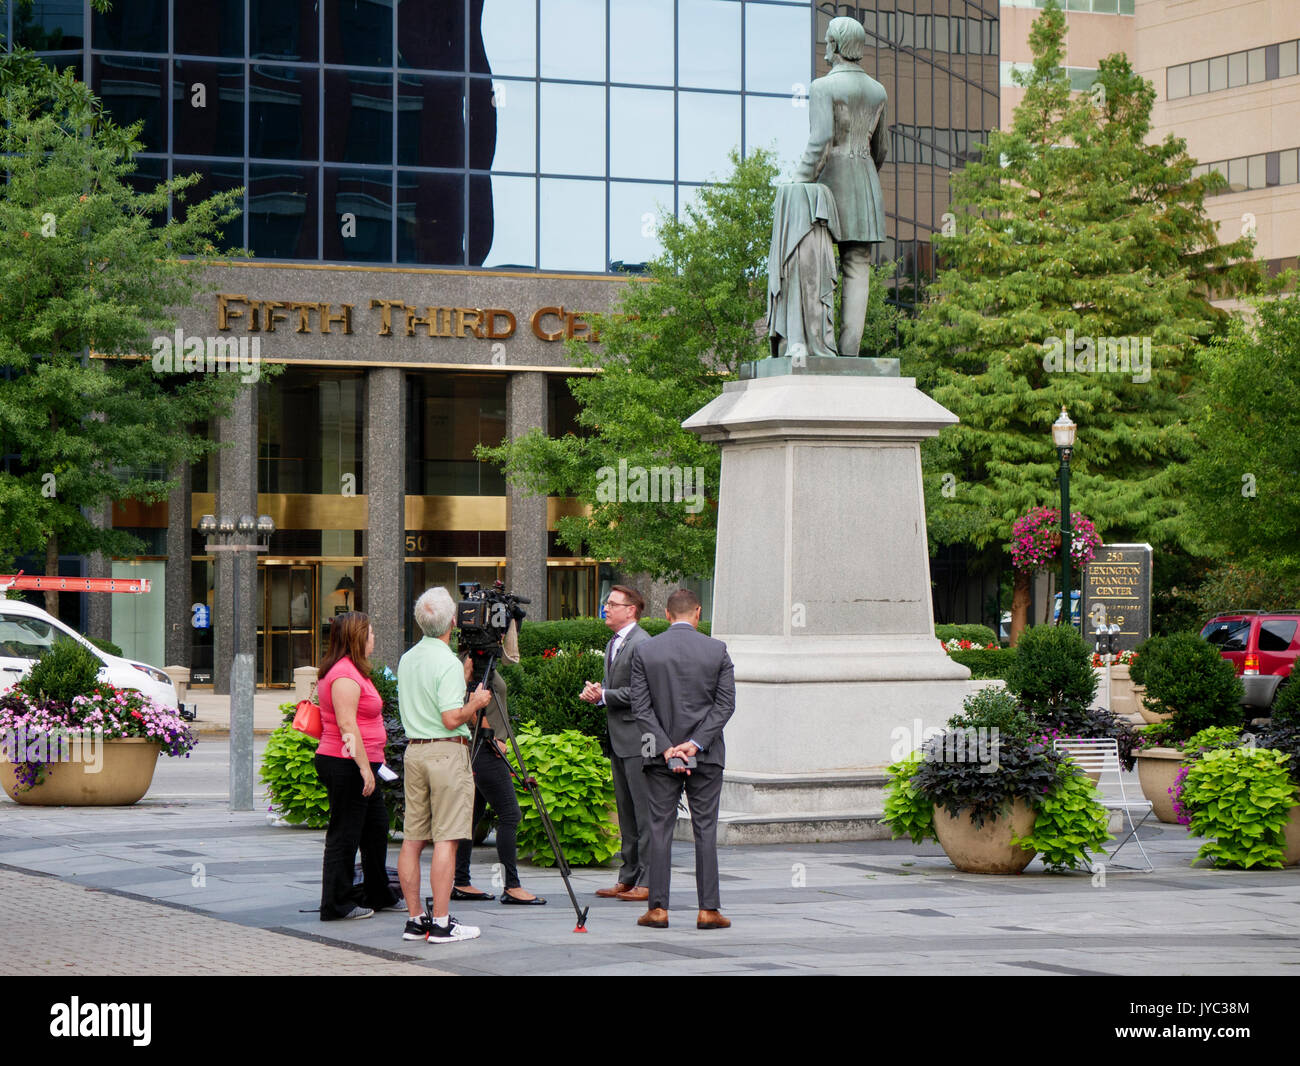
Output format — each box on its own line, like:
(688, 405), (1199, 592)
(414, 587), (456, 638)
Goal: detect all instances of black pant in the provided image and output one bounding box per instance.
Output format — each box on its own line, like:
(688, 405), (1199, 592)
(454, 741), (522, 890)
(315, 753), (396, 919)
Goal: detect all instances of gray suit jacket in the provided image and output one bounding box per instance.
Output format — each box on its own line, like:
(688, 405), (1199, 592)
(629, 624), (735, 767)
(792, 63), (888, 243)
(603, 623), (652, 759)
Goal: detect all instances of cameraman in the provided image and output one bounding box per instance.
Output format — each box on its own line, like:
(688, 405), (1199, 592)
(453, 619), (546, 905)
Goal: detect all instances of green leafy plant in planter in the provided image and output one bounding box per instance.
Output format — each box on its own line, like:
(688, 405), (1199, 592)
(505, 723), (618, 867)
(1179, 747), (1299, 868)
(882, 689), (1110, 871)
(1130, 633), (1244, 743)
(260, 707), (329, 828)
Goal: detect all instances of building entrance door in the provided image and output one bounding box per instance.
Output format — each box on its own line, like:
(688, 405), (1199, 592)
(258, 564), (318, 687)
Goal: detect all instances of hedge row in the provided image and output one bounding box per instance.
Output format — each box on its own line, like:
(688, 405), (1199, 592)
(516, 616), (709, 658)
(935, 623), (1000, 647)
(947, 648), (1015, 680)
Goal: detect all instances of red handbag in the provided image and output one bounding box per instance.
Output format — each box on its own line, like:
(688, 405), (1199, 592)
(292, 698), (322, 739)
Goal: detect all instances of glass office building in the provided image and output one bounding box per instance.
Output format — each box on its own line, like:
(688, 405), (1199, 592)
(4, 0), (998, 684)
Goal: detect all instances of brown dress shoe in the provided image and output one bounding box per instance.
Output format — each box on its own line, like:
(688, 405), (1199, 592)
(615, 886), (649, 902)
(697, 909), (731, 930)
(637, 908), (669, 928)
(595, 882), (633, 898)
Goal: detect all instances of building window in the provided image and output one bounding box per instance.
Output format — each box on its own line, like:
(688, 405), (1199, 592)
(1167, 38), (1300, 101)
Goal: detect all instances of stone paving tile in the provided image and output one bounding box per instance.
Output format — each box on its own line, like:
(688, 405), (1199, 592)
(0, 867), (447, 976)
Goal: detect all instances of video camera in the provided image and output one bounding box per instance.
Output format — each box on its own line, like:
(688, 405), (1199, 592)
(456, 580), (528, 688)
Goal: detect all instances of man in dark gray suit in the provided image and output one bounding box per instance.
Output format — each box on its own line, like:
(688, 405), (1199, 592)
(629, 588), (735, 930)
(579, 585), (652, 902)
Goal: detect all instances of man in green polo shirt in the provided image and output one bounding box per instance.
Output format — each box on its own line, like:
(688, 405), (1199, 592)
(396, 586), (492, 944)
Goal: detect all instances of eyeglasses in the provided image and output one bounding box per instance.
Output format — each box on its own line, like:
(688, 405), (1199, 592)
(603, 599), (632, 609)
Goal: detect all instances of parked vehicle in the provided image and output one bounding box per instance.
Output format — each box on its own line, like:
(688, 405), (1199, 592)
(1051, 590), (1081, 627)
(0, 597), (178, 709)
(1199, 611), (1300, 712)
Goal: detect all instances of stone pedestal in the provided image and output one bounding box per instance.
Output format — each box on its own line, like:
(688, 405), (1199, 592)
(681, 369), (971, 842)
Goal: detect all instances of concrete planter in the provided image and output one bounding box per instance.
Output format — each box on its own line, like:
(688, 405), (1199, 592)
(1109, 666), (1143, 718)
(0, 738), (161, 806)
(1135, 747), (1185, 824)
(932, 799), (1037, 874)
(1283, 806), (1300, 868)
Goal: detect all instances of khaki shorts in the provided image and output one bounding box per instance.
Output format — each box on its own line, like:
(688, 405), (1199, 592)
(403, 742), (474, 842)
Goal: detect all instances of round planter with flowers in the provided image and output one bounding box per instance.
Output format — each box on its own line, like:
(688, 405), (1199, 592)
(0, 685), (196, 806)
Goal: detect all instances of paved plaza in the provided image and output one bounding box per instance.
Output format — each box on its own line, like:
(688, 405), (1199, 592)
(1, 740), (1299, 977)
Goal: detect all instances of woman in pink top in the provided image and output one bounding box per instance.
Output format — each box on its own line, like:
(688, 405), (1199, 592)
(314, 611), (397, 920)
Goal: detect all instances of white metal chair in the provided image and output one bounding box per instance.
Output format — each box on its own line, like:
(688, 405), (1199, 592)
(1053, 737), (1155, 872)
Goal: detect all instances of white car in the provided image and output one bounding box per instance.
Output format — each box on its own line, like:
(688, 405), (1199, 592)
(0, 598), (178, 710)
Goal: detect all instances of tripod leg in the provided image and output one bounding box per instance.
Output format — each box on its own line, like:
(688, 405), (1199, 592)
(496, 707), (590, 931)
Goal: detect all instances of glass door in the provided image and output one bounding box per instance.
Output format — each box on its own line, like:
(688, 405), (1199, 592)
(260, 564), (318, 686)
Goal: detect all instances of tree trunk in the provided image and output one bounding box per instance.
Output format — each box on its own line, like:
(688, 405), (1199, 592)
(44, 534), (59, 615)
(1010, 568), (1031, 647)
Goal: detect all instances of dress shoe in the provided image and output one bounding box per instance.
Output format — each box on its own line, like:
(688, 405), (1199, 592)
(637, 908), (669, 929)
(595, 882), (633, 898)
(614, 886), (649, 902)
(697, 909), (730, 930)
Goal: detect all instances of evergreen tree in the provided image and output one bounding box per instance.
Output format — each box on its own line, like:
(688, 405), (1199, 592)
(906, 0), (1258, 566)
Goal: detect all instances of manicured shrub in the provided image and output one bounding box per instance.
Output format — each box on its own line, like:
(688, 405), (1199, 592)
(1004, 624), (1097, 724)
(18, 638), (102, 705)
(87, 636), (124, 658)
(947, 648), (1015, 679)
(1270, 678), (1300, 725)
(1133, 632), (1243, 741)
(506, 723), (618, 867)
(936, 623), (999, 646)
(499, 645), (609, 747)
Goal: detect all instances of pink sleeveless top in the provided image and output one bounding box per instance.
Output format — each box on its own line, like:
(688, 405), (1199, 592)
(316, 657), (387, 763)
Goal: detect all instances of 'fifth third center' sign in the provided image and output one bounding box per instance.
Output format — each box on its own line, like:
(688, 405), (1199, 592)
(1081, 543), (1152, 653)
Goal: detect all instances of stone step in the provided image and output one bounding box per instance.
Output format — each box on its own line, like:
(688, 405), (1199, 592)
(672, 809), (893, 845)
(720, 768), (890, 815)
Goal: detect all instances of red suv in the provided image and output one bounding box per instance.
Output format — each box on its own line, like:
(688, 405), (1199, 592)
(1200, 612), (1300, 712)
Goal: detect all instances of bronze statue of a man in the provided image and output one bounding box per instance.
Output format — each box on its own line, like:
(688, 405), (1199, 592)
(792, 16), (888, 358)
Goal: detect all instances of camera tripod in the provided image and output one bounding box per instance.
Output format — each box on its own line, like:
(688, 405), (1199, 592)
(466, 653), (590, 933)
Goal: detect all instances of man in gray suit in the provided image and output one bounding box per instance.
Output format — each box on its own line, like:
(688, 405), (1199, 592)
(629, 588), (735, 930)
(792, 15), (888, 358)
(580, 585), (652, 902)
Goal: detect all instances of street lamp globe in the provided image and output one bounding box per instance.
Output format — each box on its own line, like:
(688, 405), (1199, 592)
(1051, 407), (1076, 451)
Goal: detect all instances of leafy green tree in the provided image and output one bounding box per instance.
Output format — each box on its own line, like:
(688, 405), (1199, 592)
(0, 56), (251, 599)
(906, 0), (1258, 565)
(1179, 282), (1300, 605)
(479, 147), (902, 580)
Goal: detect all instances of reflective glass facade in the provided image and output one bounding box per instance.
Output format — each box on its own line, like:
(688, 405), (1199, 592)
(5, 0), (815, 273)
(815, 2), (1000, 309)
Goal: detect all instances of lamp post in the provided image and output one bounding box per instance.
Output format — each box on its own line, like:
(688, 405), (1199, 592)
(200, 513), (275, 810)
(1051, 408), (1076, 629)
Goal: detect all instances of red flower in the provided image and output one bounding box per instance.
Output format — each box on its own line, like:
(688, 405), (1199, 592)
(130, 710), (143, 720)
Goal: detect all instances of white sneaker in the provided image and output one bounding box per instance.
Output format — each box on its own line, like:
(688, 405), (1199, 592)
(425, 915), (480, 943)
